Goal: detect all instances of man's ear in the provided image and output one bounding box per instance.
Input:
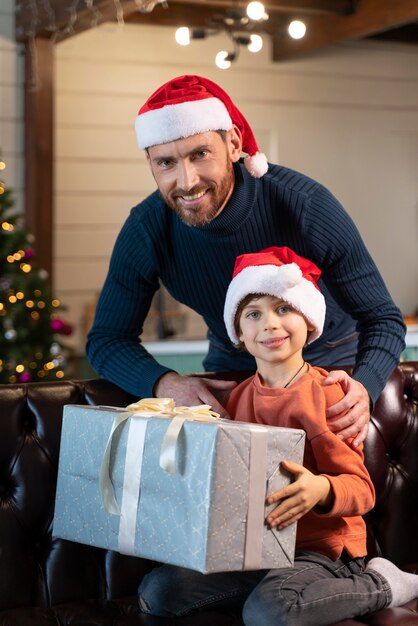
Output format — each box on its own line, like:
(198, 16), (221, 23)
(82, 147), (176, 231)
(227, 126), (243, 163)
(145, 150), (156, 180)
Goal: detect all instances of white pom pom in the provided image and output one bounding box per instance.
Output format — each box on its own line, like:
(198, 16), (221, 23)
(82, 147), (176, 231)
(244, 152), (268, 178)
(282, 263), (302, 288)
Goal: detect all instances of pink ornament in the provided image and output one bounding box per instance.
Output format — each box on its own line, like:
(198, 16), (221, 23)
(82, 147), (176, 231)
(24, 248), (34, 258)
(19, 372), (32, 382)
(50, 318), (73, 335)
(50, 319), (65, 332)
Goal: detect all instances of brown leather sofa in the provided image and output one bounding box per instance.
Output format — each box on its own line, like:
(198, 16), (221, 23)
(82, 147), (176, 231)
(1, 363), (418, 626)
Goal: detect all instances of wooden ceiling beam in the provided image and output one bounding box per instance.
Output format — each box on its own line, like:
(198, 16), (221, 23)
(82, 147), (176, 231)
(14, 0), (355, 43)
(272, 0), (418, 61)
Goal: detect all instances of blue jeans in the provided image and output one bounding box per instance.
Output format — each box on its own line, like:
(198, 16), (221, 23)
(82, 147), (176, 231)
(138, 551), (391, 626)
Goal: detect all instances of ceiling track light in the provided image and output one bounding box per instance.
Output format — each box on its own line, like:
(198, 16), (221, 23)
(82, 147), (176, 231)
(175, 2), (268, 69)
(288, 19), (307, 40)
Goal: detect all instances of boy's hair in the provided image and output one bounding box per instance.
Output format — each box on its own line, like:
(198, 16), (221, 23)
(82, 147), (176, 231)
(233, 293), (263, 350)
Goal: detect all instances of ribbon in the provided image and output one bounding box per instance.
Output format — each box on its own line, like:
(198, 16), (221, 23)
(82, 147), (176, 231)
(118, 418), (148, 553)
(243, 427), (268, 570)
(99, 398), (220, 514)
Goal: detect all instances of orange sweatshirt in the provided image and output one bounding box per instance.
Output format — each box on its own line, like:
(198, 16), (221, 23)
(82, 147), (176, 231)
(226, 365), (375, 560)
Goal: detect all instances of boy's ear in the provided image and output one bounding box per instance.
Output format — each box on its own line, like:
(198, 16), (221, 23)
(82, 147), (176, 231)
(305, 327), (314, 345)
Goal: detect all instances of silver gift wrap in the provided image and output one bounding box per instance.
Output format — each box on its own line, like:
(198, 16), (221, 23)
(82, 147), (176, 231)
(53, 404), (305, 573)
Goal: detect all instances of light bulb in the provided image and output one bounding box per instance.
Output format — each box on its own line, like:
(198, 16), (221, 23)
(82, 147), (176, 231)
(288, 20), (306, 39)
(175, 26), (190, 46)
(248, 33), (263, 53)
(215, 51), (232, 70)
(246, 1), (265, 21)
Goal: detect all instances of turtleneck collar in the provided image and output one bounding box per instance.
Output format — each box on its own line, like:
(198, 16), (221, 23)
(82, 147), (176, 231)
(196, 161), (258, 235)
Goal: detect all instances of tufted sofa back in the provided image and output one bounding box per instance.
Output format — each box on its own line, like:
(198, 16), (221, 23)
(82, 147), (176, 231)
(362, 363), (418, 565)
(0, 378), (148, 616)
(0, 364), (417, 624)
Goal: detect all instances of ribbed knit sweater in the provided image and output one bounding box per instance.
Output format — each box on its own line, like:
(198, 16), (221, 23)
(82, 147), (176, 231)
(86, 161), (405, 402)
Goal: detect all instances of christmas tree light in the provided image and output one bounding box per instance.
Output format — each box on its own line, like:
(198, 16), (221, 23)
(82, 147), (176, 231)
(0, 153), (73, 383)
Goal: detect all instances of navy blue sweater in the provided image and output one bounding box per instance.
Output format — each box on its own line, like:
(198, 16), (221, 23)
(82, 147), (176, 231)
(86, 161), (405, 404)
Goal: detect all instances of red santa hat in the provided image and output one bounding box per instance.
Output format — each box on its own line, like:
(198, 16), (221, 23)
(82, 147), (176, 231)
(224, 246), (326, 345)
(135, 74), (268, 178)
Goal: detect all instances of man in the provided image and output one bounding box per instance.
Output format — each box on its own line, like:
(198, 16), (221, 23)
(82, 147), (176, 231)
(86, 74), (405, 445)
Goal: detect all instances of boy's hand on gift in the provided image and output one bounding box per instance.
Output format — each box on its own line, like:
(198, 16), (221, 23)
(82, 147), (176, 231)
(154, 371), (237, 419)
(323, 371), (371, 447)
(265, 460), (332, 530)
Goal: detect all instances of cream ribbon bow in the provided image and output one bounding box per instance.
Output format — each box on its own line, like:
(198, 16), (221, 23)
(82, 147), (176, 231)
(126, 398), (221, 475)
(126, 397), (220, 421)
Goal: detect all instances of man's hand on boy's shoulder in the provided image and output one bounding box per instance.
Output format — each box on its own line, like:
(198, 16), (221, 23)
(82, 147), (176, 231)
(323, 371), (371, 447)
(153, 371), (237, 419)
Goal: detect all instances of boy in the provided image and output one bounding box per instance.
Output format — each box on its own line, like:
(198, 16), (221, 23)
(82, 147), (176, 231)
(138, 246), (418, 625)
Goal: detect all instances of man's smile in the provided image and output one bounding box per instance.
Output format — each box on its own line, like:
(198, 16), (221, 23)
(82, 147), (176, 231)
(177, 189), (207, 202)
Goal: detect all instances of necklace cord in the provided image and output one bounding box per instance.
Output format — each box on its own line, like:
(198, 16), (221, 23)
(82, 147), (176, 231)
(283, 361), (306, 388)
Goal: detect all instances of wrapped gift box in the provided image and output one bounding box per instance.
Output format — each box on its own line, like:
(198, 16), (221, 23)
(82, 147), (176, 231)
(53, 403), (305, 573)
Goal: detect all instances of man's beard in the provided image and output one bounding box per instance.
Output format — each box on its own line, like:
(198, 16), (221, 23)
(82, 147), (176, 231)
(163, 159), (235, 227)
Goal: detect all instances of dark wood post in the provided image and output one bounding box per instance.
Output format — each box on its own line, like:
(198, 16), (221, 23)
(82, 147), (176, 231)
(24, 36), (54, 284)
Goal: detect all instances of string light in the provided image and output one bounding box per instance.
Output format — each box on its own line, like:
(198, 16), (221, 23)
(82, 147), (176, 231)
(248, 33), (263, 52)
(246, 1), (267, 21)
(1, 153), (73, 384)
(113, 0), (125, 26)
(288, 20), (307, 40)
(175, 26), (190, 46)
(215, 50), (233, 70)
(83, 0), (102, 29)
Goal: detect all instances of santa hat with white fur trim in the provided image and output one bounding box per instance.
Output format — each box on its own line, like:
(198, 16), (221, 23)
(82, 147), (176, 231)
(224, 246), (325, 345)
(135, 75), (268, 178)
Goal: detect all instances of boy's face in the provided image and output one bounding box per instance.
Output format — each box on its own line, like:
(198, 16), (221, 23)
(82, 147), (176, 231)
(238, 295), (313, 368)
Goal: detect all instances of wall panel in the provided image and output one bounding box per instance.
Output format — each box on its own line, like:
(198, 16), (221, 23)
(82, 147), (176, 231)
(54, 24), (418, 352)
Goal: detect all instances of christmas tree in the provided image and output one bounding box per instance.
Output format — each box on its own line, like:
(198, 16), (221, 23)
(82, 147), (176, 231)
(0, 154), (73, 384)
